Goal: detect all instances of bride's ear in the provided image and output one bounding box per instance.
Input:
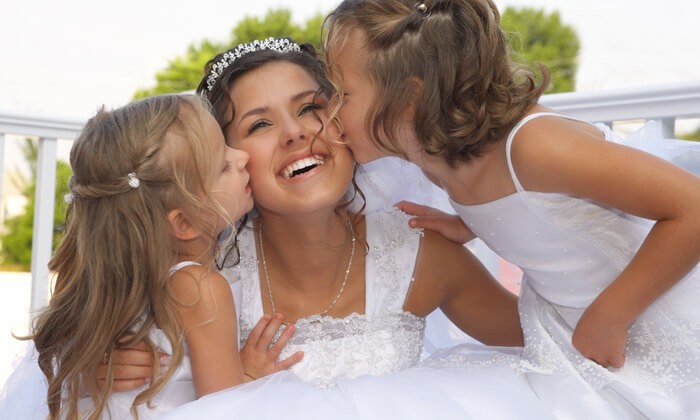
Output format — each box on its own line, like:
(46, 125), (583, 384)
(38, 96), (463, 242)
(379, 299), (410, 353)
(167, 208), (202, 241)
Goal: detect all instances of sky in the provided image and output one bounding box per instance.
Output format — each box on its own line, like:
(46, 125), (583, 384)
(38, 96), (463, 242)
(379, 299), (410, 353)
(0, 0), (698, 164)
(1, 0), (698, 120)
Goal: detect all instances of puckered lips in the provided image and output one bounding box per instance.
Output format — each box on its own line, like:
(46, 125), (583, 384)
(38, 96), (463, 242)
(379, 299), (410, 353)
(280, 154), (326, 179)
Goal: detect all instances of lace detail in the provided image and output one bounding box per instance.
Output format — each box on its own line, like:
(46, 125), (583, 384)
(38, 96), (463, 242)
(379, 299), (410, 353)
(240, 311), (426, 388)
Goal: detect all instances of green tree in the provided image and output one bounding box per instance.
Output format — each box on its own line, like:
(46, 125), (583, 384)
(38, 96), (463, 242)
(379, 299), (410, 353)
(679, 125), (700, 142)
(501, 7), (580, 93)
(135, 7), (579, 99)
(0, 139), (71, 270)
(133, 9), (323, 99)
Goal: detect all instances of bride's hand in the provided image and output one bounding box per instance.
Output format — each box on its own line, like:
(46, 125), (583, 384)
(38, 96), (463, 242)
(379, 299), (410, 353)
(239, 313), (303, 381)
(396, 201), (475, 244)
(95, 340), (170, 392)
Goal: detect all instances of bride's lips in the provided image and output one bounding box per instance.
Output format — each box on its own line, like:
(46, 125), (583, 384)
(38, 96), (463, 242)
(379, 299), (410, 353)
(279, 154), (327, 179)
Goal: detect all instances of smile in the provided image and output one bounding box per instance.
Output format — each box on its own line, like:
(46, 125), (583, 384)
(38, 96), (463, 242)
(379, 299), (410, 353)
(281, 155), (325, 179)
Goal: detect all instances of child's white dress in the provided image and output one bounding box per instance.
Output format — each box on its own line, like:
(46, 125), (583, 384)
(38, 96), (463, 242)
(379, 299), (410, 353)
(447, 112), (700, 419)
(0, 263), (205, 419)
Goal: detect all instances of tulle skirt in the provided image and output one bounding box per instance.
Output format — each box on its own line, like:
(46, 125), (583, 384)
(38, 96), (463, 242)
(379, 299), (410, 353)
(158, 350), (555, 420)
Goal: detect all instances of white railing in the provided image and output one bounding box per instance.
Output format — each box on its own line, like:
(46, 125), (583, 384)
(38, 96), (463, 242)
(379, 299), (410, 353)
(1, 80), (700, 316)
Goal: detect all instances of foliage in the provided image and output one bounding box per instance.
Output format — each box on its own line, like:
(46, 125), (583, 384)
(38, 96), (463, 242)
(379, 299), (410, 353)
(134, 7), (579, 99)
(679, 125), (700, 142)
(0, 139), (71, 270)
(133, 9), (324, 99)
(501, 7), (580, 93)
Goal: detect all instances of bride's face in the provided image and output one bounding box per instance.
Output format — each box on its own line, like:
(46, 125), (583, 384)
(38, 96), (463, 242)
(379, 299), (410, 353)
(224, 60), (354, 216)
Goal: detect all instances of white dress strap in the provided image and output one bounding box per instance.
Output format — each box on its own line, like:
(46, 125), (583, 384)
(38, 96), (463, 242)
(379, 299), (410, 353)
(169, 261), (202, 276)
(505, 112), (590, 192)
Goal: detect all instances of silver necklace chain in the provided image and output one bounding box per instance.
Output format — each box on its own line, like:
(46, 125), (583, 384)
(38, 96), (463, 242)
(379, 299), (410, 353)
(258, 218), (356, 317)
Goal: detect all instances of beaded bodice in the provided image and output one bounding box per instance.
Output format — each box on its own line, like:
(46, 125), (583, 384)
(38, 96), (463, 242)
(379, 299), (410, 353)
(228, 209), (426, 387)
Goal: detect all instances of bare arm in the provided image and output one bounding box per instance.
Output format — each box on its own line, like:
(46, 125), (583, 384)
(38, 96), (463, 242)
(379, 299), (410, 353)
(406, 230), (523, 347)
(513, 116), (700, 366)
(170, 267), (243, 397)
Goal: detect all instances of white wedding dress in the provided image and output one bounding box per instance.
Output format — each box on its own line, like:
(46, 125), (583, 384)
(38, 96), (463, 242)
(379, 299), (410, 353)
(446, 113), (700, 419)
(160, 206), (554, 420)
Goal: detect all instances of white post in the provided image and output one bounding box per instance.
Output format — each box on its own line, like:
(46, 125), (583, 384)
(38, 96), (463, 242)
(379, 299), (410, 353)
(657, 117), (676, 138)
(30, 136), (57, 317)
(0, 133), (5, 228)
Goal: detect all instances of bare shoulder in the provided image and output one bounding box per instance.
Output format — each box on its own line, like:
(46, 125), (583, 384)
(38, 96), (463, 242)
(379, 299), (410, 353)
(509, 113), (608, 192)
(169, 265), (233, 317)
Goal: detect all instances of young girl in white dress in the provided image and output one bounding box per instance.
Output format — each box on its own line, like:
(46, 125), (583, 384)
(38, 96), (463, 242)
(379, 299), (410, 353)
(323, 0), (700, 418)
(0, 94), (263, 419)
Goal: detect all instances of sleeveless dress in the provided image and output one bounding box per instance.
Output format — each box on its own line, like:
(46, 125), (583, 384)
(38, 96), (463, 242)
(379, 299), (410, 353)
(0, 262), (203, 419)
(447, 112), (700, 419)
(159, 208), (555, 420)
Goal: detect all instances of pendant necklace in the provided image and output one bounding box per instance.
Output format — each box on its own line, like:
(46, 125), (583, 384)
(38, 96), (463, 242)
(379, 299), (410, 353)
(258, 218), (356, 316)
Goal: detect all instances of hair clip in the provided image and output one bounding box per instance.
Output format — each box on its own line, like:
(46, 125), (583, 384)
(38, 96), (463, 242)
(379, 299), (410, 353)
(415, 3), (429, 14)
(127, 172), (140, 189)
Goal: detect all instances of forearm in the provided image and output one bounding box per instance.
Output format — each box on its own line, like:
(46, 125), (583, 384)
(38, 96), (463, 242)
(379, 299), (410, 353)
(592, 218), (700, 327)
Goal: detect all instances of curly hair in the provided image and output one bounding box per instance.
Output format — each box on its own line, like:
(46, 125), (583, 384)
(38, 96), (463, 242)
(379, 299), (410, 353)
(324, 0), (550, 166)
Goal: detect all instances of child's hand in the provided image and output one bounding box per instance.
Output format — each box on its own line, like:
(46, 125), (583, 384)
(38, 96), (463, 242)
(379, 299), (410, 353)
(572, 305), (628, 369)
(239, 313), (303, 381)
(396, 201), (475, 244)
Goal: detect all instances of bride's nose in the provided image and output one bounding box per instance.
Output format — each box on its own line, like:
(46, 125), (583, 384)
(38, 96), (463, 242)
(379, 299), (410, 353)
(279, 118), (312, 146)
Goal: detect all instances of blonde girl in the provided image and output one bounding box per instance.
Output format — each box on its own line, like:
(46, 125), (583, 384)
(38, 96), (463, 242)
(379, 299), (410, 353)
(30, 94), (253, 419)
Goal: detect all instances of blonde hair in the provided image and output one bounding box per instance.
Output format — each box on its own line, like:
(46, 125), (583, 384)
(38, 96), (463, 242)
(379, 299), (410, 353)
(31, 94), (234, 419)
(324, 0), (550, 166)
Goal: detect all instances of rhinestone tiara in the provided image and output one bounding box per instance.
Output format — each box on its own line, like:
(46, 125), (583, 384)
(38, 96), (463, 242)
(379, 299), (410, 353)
(205, 37), (302, 91)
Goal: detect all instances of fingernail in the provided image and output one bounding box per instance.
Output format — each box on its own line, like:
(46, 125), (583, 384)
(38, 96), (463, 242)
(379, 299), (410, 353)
(159, 355), (172, 366)
(144, 376), (151, 384)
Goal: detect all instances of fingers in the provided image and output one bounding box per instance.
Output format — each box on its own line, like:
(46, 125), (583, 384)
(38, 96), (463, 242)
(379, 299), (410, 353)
(395, 200), (434, 216)
(406, 215), (447, 230)
(245, 314), (273, 348)
(276, 351), (304, 371)
(269, 323), (295, 354)
(110, 348), (157, 367)
(104, 377), (150, 392)
(256, 313), (285, 351)
(607, 353), (625, 369)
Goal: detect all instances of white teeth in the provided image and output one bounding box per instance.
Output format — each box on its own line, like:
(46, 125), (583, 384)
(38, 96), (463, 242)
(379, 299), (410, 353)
(282, 156), (325, 179)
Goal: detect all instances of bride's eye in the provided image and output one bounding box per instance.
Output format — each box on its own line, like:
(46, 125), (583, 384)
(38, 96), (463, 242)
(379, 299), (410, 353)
(299, 103), (322, 116)
(247, 120), (271, 134)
